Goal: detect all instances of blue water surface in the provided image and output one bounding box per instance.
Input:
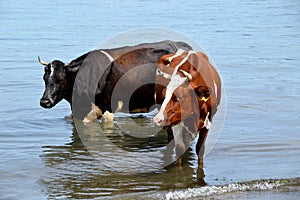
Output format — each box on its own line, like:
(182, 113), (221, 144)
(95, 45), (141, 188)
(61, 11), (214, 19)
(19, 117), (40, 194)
(0, 0), (299, 199)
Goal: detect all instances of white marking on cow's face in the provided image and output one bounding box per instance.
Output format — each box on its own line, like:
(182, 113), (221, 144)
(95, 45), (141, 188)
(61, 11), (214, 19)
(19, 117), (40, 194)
(49, 64), (54, 78)
(202, 112), (211, 129)
(156, 69), (172, 79)
(167, 74), (188, 94)
(154, 88), (173, 125)
(153, 74), (187, 125)
(171, 50), (195, 77)
(167, 49), (185, 62)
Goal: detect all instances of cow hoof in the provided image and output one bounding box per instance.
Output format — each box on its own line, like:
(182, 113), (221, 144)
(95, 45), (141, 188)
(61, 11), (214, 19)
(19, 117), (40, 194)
(196, 168), (206, 185)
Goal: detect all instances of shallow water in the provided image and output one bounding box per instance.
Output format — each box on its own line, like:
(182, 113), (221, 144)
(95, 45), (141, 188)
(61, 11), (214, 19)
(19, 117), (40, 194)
(1, 0), (300, 199)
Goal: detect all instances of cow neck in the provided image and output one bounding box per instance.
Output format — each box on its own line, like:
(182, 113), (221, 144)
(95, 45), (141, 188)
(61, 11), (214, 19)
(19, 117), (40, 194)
(64, 50), (114, 106)
(64, 70), (77, 104)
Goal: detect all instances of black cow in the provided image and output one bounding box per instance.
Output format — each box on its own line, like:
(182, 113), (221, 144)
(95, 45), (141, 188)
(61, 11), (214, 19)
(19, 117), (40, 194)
(39, 40), (192, 119)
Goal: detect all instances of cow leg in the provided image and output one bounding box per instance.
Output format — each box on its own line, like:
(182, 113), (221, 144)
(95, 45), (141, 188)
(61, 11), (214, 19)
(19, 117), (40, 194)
(166, 126), (174, 143)
(162, 127), (175, 167)
(196, 127), (208, 168)
(172, 123), (185, 164)
(82, 103), (102, 123)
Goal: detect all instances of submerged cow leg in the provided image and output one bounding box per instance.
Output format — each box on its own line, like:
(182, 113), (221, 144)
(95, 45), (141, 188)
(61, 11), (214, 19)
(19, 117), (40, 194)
(82, 103), (102, 123)
(172, 123), (186, 164)
(196, 127), (209, 168)
(166, 126), (174, 143)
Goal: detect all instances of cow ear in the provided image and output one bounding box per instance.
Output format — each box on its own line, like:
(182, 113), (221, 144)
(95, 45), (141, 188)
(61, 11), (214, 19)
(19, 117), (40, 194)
(195, 86), (211, 101)
(65, 63), (80, 73)
(65, 64), (80, 73)
(64, 57), (85, 72)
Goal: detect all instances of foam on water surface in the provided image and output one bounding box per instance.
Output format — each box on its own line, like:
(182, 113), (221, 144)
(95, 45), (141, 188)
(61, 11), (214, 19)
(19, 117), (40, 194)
(149, 178), (300, 200)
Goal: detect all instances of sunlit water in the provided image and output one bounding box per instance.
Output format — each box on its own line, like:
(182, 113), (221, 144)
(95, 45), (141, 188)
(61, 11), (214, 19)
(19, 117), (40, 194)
(1, 0), (300, 199)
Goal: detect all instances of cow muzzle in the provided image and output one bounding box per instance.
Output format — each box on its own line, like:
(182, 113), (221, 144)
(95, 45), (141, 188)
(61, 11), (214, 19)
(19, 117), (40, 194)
(40, 97), (54, 108)
(153, 115), (163, 127)
(153, 113), (169, 127)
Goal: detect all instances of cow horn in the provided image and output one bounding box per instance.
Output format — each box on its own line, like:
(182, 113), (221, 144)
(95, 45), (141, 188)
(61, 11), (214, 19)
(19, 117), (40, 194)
(38, 56), (49, 66)
(179, 69), (192, 81)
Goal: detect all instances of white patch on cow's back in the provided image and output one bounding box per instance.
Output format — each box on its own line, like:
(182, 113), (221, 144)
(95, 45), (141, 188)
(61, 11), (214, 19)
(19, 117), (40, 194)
(100, 50), (114, 62)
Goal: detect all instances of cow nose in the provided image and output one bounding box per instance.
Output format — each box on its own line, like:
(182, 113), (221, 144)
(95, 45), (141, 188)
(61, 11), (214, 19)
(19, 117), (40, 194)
(40, 98), (51, 108)
(153, 115), (163, 127)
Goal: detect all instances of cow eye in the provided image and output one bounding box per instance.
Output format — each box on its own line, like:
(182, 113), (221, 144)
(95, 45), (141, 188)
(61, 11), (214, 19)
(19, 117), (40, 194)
(163, 60), (170, 65)
(176, 96), (184, 101)
(55, 79), (64, 84)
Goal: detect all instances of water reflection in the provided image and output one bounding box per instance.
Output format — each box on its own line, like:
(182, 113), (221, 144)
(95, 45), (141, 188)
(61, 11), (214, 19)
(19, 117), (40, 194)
(40, 117), (206, 199)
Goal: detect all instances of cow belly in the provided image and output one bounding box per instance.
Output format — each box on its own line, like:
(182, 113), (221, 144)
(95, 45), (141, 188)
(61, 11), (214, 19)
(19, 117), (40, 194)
(129, 83), (155, 112)
(107, 65), (157, 113)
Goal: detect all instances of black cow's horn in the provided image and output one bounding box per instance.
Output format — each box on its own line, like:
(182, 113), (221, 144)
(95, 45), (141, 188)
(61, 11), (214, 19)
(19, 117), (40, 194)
(38, 56), (48, 66)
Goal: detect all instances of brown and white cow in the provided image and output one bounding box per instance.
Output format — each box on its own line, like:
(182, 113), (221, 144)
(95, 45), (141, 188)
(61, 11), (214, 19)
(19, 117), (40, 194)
(153, 49), (221, 168)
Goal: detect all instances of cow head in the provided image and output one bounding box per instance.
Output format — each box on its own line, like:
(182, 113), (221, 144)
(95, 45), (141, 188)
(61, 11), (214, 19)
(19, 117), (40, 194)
(154, 50), (195, 127)
(154, 78), (211, 130)
(154, 50), (215, 132)
(38, 56), (78, 108)
(155, 81), (194, 127)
